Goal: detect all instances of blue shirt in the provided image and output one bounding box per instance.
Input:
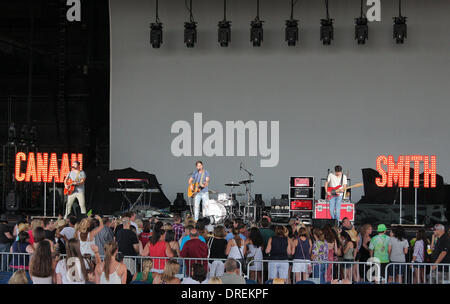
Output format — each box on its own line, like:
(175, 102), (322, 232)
(225, 232), (247, 242)
(191, 170), (209, 193)
(180, 235), (206, 251)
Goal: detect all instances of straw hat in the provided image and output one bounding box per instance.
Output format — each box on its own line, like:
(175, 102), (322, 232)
(55, 219), (67, 229)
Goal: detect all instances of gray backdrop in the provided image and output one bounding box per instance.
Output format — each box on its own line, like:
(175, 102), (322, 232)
(109, 0), (450, 204)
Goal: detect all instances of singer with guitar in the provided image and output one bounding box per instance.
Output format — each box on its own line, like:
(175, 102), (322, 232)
(324, 165), (347, 222)
(188, 161), (210, 222)
(63, 161), (87, 219)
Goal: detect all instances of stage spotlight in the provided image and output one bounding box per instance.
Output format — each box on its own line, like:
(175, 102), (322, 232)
(8, 122), (16, 145)
(250, 20), (264, 47)
(354, 0), (368, 45)
(320, 18), (333, 45)
(250, 0), (264, 47)
(285, 0), (299, 46)
(150, 23), (163, 48)
(149, 0), (163, 48)
(184, 22), (197, 48)
(393, 16), (407, 44)
(393, 0), (407, 44)
(320, 0), (333, 45)
(218, 20), (231, 47)
(218, 0), (231, 47)
(285, 19), (299, 47)
(184, 0), (197, 48)
(355, 17), (368, 44)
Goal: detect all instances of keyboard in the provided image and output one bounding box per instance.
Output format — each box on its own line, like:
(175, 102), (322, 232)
(109, 188), (160, 193)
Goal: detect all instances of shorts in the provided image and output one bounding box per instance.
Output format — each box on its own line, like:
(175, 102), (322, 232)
(388, 263), (406, 277)
(292, 259), (311, 273)
(343, 259), (355, 269)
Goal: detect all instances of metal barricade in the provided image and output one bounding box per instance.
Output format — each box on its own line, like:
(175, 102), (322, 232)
(246, 259), (381, 284)
(384, 262), (450, 284)
(0, 252), (31, 272)
(103, 255), (242, 280)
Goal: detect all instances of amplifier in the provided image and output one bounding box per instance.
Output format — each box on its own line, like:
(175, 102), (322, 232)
(290, 210), (313, 220)
(290, 177), (314, 187)
(314, 200), (355, 221)
(291, 188), (314, 199)
(290, 200), (313, 210)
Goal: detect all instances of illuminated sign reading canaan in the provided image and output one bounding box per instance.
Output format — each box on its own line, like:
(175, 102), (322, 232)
(375, 155), (437, 188)
(15, 152), (83, 183)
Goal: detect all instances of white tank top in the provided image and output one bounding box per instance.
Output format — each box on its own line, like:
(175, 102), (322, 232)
(100, 264), (122, 284)
(32, 276), (53, 284)
(228, 242), (245, 260)
(79, 232), (96, 257)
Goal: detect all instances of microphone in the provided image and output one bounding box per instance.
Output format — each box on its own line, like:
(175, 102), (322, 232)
(240, 162), (242, 170)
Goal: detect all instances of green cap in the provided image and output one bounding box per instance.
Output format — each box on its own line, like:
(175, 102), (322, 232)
(377, 224), (387, 232)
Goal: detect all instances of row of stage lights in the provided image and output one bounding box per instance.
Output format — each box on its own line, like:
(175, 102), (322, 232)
(150, 0), (408, 48)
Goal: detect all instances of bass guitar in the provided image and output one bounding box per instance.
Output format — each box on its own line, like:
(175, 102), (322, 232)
(326, 183), (363, 201)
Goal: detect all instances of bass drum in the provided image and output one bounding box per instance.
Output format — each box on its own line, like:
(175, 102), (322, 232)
(203, 199), (227, 225)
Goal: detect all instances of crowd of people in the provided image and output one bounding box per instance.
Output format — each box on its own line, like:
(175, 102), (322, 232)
(0, 211), (449, 284)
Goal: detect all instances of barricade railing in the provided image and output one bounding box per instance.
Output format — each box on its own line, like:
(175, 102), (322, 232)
(246, 259), (382, 284)
(384, 262), (450, 284)
(0, 252), (241, 280)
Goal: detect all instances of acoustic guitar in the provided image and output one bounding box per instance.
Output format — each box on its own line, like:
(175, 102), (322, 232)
(187, 182), (204, 198)
(326, 183), (363, 201)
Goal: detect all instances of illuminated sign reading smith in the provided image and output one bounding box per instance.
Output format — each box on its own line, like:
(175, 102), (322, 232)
(375, 155), (437, 188)
(15, 152), (83, 183)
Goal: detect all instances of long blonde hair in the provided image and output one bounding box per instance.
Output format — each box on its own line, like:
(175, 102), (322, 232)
(208, 277), (223, 284)
(103, 241), (118, 281)
(161, 260), (179, 283)
(8, 270), (28, 284)
(141, 259), (153, 281)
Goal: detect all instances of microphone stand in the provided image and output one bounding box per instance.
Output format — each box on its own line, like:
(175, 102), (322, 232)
(241, 163), (255, 223)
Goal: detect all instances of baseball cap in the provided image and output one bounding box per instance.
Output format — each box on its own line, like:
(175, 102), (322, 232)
(377, 224), (387, 232)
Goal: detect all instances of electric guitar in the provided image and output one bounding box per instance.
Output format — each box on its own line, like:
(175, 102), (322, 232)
(64, 179), (76, 196)
(326, 183), (363, 201)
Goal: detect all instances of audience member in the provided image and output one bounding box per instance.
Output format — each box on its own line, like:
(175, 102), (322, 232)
(220, 258), (246, 284)
(95, 241), (127, 284)
(182, 263), (208, 284)
(180, 228), (208, 277)
(291, 227), (312, 282)
(132, 259), (154, 283)
(153, 259), (181, 284)
(8, 270), (29, 284)
(266, 225), (290, 281)
(369, 224), (390, 279)
(29, 240), (53, 284)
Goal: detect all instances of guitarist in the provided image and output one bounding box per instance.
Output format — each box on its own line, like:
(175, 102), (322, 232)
(188, 161), (210, 222)
(63, 161), (87, 219)
(324, 165), (347, 222)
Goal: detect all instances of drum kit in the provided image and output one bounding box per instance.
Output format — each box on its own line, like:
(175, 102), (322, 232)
(202, 163), (257, 225)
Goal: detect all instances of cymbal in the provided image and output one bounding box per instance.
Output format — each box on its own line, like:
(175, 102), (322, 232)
(225, 183), (240, 187)
(239, 179), (254, 185)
